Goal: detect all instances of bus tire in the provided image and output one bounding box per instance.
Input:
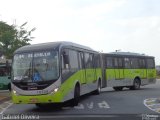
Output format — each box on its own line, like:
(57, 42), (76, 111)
(93, 80), (101, 95)
(73, 84), (80, 106)
(113, 87), (123, 91)
(130, 78), (141, 90)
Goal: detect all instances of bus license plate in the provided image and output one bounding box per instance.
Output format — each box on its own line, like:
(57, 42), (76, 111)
(29, 98), (38, 103)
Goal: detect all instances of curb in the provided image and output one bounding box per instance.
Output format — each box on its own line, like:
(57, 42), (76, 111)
(0, 90), (9, 93)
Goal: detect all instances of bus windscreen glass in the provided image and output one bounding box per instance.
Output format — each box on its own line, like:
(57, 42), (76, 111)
(12, 51), (59, 82)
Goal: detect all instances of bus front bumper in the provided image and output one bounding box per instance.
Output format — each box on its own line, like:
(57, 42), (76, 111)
(11, 91), (63, 104)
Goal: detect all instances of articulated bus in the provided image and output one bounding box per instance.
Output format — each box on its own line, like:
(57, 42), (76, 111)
(101, 52), (156, 90)
(11, 42), (156, 107)
(11, 42), (102, 107)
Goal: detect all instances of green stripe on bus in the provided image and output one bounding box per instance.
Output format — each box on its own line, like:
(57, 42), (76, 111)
(106, 69), (156, 80)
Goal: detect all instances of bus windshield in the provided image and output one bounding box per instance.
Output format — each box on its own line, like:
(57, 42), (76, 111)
(12, 51), (59, 82)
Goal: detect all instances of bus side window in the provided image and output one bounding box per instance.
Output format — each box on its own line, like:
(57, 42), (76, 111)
(68, 50), (79, 72)
(118, 58), (123, 68)
(94, 54), (100, 68)
(124, 58), (131, 68)
(114, 58), (118, 68)
(62, 50), (69, 69)
(61, 49), (70, 82)
(139, 58), (146, 68)
(147, 58), (155, 69)
(78, 52), (85, 69)
(84, 53), (89, 68)
(106, 57), (113, 68)
(89, 53), (94, 68)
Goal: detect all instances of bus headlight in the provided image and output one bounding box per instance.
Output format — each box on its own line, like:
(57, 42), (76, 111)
(54, 88), (58, 92)
(50, 88), (59, 94)
(13, 90), (19, 95)
(13, 90), (16, 94)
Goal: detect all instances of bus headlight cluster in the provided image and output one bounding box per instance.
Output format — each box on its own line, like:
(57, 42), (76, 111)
(13, 90), (16, 94)
(50, 88), (59, 94)
(54, 88), (58, 92)
(13, 90), (19, 95)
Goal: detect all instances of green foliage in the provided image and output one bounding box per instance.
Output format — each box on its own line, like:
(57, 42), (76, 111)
(0, 21), (35, 58)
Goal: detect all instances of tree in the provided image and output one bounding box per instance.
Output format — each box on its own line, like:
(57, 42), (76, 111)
(0, 21), (35, 59)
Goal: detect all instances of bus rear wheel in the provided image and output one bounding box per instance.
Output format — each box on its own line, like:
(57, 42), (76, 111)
(130, 78), (141, 90)
(113, 87), (123, 91)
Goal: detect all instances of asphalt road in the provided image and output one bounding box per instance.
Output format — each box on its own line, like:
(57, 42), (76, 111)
(1, 80), (160, 120)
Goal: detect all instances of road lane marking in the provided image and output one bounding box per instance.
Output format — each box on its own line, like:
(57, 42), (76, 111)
(0, 100), (110, 113)
(0, 100), (13, 114)
(86, 102), (94, 109)
(144, 98), (160, 113)
(98, 101), (110, 108)
(74, 103), (85, 109)
(62, 100), (110, 110)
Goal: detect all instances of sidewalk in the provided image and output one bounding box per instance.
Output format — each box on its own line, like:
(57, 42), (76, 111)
(0, 90), (11, 104)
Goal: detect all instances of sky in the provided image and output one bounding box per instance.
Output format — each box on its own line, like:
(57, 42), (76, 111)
(0, 0), (160, 65)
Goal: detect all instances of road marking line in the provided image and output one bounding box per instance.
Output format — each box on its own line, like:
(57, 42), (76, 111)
(4, 100), (12, 104)
(0, 101), (13, 114)
(86, 102), (94, 109)
(62, 100), (110, 110)
(144, 98), (160, 113)
(98, 101), (110, 108)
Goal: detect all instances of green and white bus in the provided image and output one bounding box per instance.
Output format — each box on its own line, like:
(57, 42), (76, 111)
(11, 42), (102, 106)
(101, 52), (156, 91)
(11, 42), (156, 107)
(0, 61), (11, 90)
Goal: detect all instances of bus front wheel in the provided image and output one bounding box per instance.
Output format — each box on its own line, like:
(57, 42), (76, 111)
(73, 84), (80, 106)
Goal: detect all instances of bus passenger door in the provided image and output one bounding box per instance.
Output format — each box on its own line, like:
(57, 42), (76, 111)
(105, 56), (115, 82)
(78, 52), (86, 84)
(84, 53), (95, 84)
(114, 57), (124, 80)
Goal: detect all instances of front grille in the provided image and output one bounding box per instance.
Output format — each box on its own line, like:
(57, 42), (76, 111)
(12, 80), (55, 90)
